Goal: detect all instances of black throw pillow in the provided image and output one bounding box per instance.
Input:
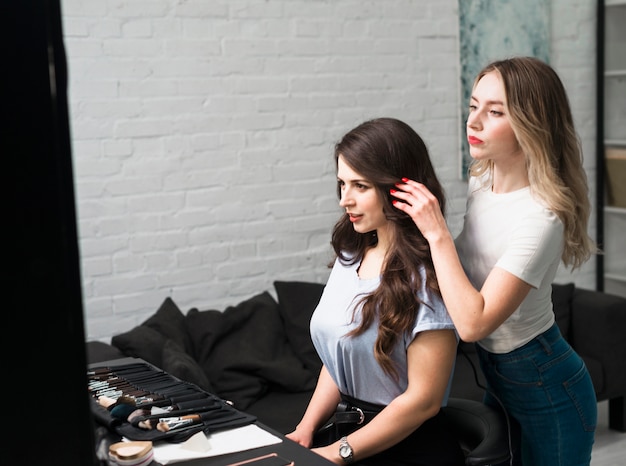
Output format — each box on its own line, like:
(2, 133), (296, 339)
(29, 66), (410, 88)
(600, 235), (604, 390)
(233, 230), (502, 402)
(161, 339), (215, 393)
(273, 281), (325, 373)
(141, 297), (192, 354)
(111, 325), (167, 367)
(111, 297), (191, 368)
(186, 291), (316, 410)
(552, 283), (574, 340)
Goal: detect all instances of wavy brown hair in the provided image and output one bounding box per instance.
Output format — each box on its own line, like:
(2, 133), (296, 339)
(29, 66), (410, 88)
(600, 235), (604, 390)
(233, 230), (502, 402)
(468, 57), (596, 269)
(331, 117), (446, 377)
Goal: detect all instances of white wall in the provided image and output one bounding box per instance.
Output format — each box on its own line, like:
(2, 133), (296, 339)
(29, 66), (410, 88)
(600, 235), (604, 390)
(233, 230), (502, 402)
(61, 0), (598, 342)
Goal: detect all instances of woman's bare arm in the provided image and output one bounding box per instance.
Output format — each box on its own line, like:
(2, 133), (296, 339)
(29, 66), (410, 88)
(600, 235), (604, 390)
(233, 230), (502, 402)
(313, 329), (458, 463)
(391, 180), (531, 341)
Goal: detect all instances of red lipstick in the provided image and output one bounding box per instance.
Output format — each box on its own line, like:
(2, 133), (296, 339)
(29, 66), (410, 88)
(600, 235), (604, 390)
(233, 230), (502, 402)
(468, 136), (483, 145)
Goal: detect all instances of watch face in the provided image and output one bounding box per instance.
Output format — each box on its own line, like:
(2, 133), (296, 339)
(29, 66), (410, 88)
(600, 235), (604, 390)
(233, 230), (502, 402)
(339, 436), (353, 463)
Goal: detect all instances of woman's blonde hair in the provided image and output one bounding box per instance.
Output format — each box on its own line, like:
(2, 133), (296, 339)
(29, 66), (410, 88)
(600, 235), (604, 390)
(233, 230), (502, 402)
(469, 56), (596, 269)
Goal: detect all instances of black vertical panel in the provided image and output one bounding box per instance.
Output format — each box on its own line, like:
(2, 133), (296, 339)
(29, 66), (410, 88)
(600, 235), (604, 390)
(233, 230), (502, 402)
(3, 1), (98, 464)
(596, 0), (605, 291)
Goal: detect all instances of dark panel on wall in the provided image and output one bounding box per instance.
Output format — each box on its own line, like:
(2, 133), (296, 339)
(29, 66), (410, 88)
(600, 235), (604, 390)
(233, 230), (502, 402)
(3, 1), (98, 464)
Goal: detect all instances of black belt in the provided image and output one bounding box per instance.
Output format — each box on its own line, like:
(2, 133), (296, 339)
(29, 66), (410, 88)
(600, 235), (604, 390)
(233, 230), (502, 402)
(334, 394), (383, 426)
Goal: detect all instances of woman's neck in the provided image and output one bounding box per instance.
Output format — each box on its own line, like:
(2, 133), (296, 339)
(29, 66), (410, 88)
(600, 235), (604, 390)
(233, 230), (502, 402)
(358, 244), (386, 279)
(491, 159), (529, 193)
(357, 224), (392, 279)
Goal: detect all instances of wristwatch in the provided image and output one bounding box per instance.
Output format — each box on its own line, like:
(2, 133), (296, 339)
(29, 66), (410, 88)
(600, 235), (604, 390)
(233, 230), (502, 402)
(339, 436), (354, 463)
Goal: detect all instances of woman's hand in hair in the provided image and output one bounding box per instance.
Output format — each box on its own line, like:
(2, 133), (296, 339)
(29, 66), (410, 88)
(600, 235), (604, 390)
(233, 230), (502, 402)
(391, 179), (450, 245)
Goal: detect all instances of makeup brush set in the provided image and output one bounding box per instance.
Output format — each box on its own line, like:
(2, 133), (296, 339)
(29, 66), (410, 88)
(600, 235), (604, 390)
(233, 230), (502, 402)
(88, 362), (257, 443)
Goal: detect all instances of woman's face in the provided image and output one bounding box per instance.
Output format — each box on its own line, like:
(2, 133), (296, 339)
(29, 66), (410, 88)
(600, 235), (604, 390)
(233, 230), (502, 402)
(466, 71), (522, 163)
(337, 155), (388, 236)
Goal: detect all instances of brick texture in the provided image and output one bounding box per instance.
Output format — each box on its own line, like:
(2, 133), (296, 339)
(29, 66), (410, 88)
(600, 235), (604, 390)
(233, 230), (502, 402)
(60, 0), (597, 341)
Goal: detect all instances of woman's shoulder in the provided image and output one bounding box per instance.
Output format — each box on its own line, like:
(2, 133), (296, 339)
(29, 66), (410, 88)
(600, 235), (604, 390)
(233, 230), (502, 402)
(333, 251), (360, 268)
(522, 191), (563, 226)
(328, 253), (360, 279)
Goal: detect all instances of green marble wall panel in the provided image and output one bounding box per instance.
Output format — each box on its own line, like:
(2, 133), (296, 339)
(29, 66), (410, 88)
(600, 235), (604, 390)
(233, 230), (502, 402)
(458, 0), (550, 177)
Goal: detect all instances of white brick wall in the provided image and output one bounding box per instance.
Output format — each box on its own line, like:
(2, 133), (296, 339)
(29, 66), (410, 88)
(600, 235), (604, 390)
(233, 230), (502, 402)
(61, 0), (598, 342)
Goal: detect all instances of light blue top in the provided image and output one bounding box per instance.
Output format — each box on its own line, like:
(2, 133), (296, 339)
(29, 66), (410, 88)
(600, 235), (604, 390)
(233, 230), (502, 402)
(310, 257), (457, 406)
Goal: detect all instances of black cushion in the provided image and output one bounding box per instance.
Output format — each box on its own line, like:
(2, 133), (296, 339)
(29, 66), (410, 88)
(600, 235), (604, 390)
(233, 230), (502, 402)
(551, 283), (574, 340)
(141, 297), (192, 354)
(86, 340), (125, 364)
(110, 297), (207, 391)
(186, 291), (316, 410)
(111, 297), (192, 367)
(161, 339), (214, 393)
(111, 325), (168, 367)
(274, 281), (325, 372)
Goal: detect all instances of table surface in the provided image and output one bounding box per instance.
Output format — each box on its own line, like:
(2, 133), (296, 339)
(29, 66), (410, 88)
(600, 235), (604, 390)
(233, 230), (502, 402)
(89, 357), (333, 466)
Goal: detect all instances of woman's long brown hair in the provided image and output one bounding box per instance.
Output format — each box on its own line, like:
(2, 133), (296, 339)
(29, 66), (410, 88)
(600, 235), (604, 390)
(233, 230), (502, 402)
(331, 117), (446, 377)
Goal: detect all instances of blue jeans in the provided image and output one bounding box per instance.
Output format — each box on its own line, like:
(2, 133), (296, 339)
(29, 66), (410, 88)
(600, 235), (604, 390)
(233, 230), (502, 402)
(476, 323), (596, 466)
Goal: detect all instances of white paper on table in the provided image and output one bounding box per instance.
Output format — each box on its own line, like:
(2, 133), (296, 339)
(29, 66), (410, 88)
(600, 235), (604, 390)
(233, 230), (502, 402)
(151, 424), (283, 465)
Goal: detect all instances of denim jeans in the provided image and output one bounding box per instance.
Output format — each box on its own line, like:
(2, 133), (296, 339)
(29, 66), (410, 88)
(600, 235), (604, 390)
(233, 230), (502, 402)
(476, 323), (597, 466)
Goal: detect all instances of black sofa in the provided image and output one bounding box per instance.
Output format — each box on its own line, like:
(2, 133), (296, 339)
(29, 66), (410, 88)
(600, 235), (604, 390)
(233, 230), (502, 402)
(87, 281), (626, 434)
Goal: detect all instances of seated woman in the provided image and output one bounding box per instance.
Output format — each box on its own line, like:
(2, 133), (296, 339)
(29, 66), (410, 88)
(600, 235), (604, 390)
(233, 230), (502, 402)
(286, 118), (464, 465)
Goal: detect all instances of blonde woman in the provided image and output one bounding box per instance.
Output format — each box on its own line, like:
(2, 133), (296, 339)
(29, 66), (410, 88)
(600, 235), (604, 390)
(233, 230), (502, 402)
(393, 57), (597, 465)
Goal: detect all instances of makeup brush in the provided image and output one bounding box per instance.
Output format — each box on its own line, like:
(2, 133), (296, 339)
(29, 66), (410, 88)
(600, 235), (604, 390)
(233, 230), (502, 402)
(111, 404), (138, 420)
(156, 414), (201, 432)
(127, 408), (149, 424)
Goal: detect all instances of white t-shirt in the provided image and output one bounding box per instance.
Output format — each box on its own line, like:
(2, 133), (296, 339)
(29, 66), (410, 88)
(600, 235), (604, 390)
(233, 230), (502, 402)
(455, 176), (564, 353)
(310, 257), (456, 405)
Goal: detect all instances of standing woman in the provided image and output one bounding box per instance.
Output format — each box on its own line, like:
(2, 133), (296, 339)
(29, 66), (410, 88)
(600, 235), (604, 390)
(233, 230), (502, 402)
(392, 56), (597, 465)
(286, 118), (464, 465)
